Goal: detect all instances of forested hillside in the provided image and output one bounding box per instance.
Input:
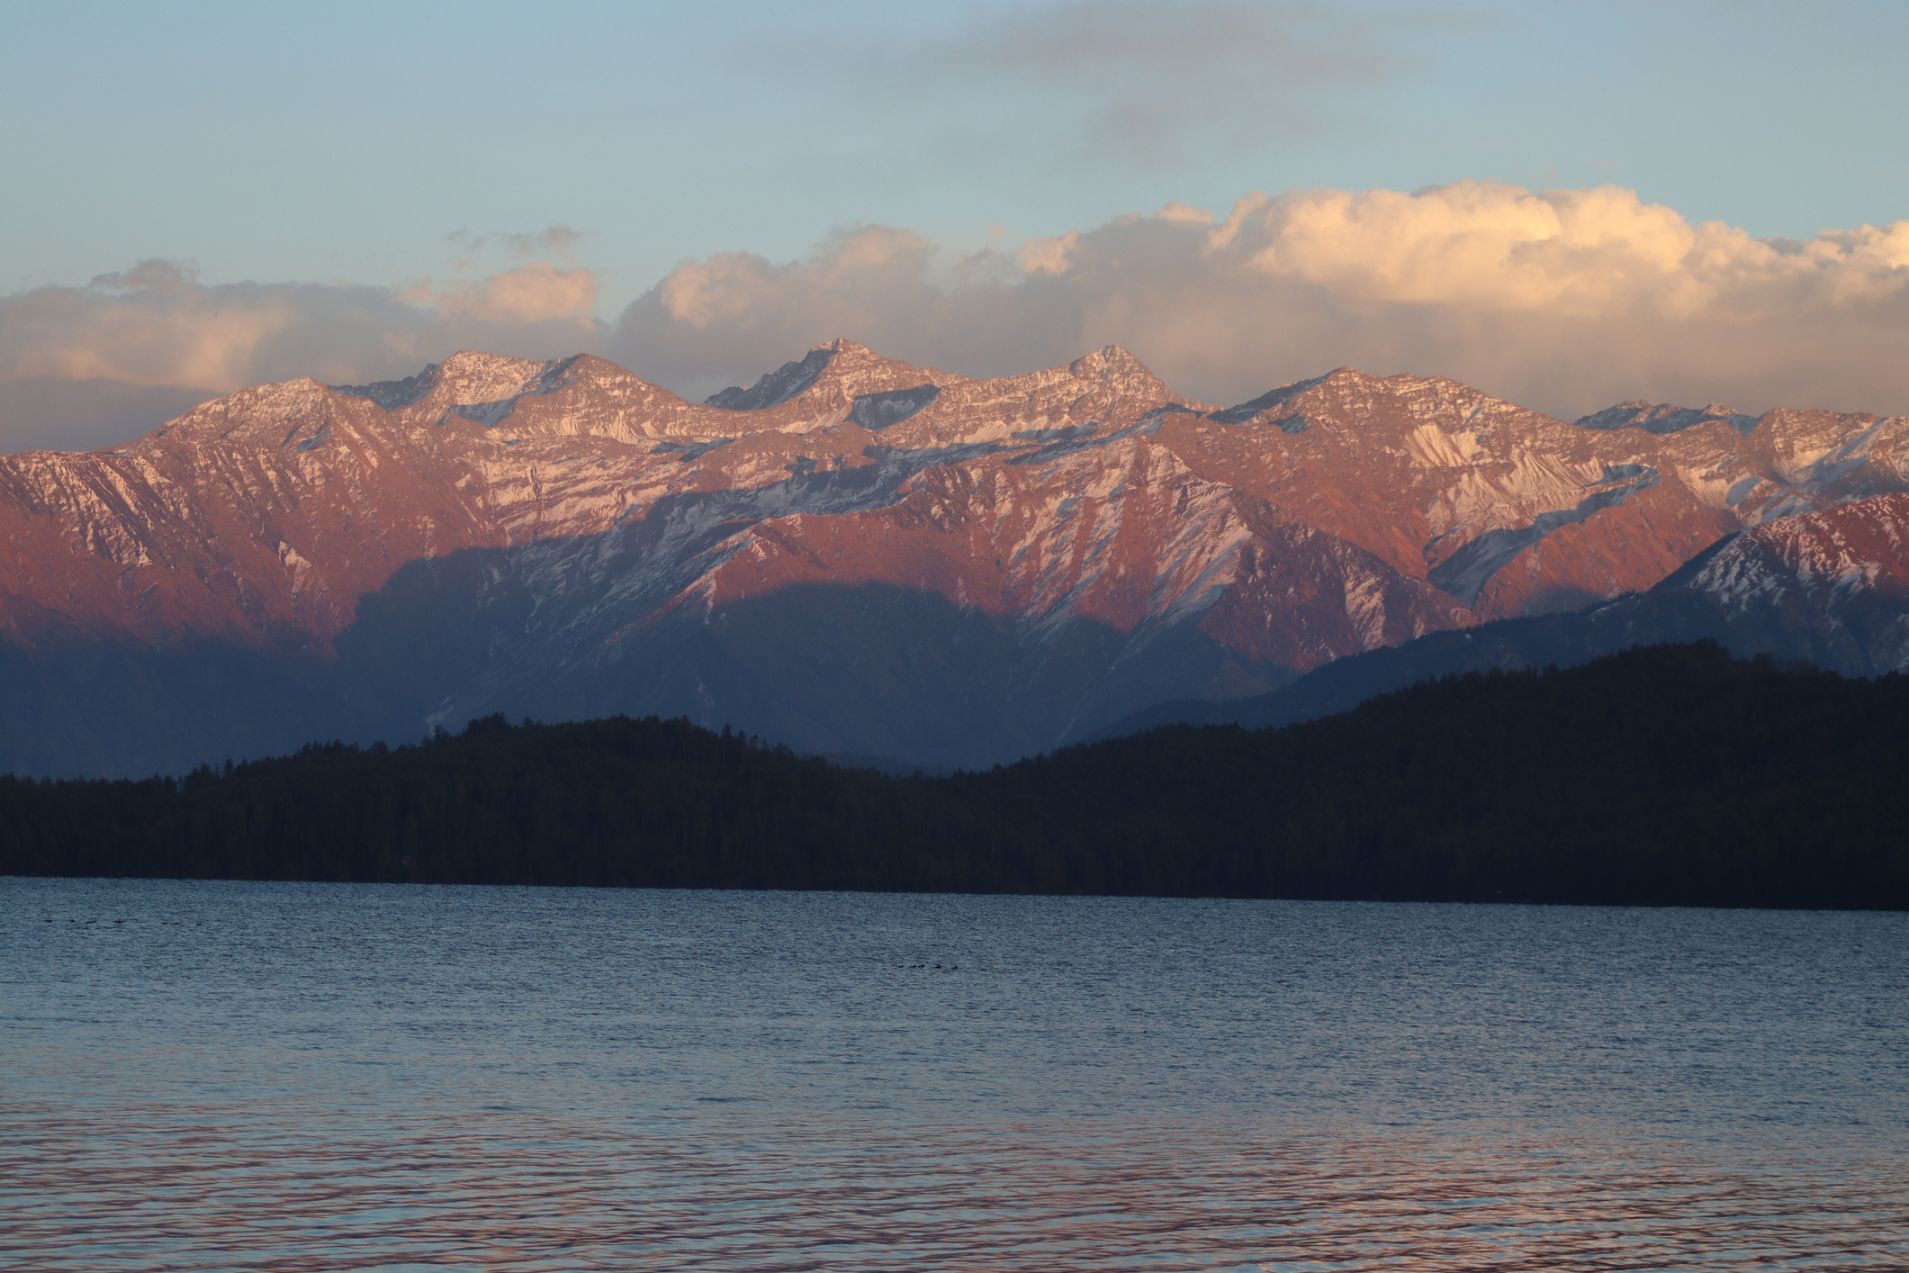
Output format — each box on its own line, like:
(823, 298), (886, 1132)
(6, 644), (1906, 909)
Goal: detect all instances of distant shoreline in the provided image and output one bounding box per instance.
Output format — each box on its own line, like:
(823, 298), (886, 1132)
(7, 873), (1901, 916)
(7, 644), (1907, 912)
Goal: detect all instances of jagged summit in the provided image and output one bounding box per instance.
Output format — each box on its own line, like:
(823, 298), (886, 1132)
(707, 347), (834, 411)
(1207, 375), (1327, 426)
(320, 351), (709, 440)
(1576, 400), (1759, 436)
(334, 352), (537, 414)
(436, 349), (545, 384)
(1068, 344), (1152, 378)
(1318, 367), (1478, 395)
(146, 375), (344, 446)
(211, 375), (333, 405)
(340, 351), (678, 405)
(522, 352), (677, 398)
(1207, 367), (1424, 426)
(702, 339), (1177, 422)
(705, 338), (943, 413)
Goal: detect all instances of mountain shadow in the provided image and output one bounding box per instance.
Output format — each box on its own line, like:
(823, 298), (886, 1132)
(0, 525), (1289, 778)
(0, 625), (372, 780)
(335, 546), (1289, 775)
(1096, 537), (1909, 740)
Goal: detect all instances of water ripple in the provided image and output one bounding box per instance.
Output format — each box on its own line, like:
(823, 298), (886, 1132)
(4, 879), (1907, 1268)
(6, 1102), (1906, 1269)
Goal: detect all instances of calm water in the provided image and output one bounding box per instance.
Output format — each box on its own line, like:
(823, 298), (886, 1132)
(3, 879), (1906, 1270)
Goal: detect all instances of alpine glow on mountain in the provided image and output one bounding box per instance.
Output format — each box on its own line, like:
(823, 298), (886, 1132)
(6, 338), (1909, 777)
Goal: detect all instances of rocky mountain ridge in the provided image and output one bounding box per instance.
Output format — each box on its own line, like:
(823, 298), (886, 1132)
(1104, 492), (1909, 740)
(3, 338), (1907, 775)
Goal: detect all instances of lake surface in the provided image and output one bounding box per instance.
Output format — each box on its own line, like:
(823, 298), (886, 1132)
(3, 879), (1906, 1269)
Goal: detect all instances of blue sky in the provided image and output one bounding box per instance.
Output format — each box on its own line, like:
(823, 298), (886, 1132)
(2, 1), (1907, 448)
(5, 0), (1904, 307)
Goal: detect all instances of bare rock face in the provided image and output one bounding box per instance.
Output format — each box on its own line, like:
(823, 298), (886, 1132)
(1663, 492), (1909, 673)
(4, 338), (1909, 775)
(1106, 492), (1909, 742)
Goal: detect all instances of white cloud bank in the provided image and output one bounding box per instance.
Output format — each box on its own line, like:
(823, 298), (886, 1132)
(4, 183), (1907, 450)
(610, 182), (1909, 417)
(0, 257), (601, 449)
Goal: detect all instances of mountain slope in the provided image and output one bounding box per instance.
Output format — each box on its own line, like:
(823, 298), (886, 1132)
(1105, 492), (1909, 738)
(4, 340), (1909, 776)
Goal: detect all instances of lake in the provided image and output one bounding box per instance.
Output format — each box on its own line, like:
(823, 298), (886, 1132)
(3, 878), (1906, 1269)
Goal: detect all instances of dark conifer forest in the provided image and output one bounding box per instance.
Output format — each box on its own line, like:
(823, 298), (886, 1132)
(5, 643), (1906, 909)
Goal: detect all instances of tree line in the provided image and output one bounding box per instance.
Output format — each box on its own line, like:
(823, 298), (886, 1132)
(5, 643), (1906, 909)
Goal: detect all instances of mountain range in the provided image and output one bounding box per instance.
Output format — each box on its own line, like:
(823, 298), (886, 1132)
(4, 338), (1908, 776)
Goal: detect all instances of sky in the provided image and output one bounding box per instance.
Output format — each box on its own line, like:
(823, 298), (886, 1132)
(2, 0), (1907, 449)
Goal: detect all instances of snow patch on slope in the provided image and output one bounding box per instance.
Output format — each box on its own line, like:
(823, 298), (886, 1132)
(1577, 401), (1758, 436)
(707, 348), (835, 410)
(1428, 467), (1661, 604)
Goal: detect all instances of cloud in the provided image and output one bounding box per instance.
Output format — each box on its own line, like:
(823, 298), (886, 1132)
(0, 258), (607, 447)
(0, 378), (216, 454)
(611, 181), (1909, 417)
(623, 226), (946, 390)
(8, 261), (300, 390)
(402, 262), (599, 325)
(743, 0), (1428, 166)
(447, 224), (584, 264)
(937, 0), (1401, 159)
(4, 182), (1907, 452)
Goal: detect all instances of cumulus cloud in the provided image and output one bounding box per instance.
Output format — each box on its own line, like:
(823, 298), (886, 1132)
(401, 262), (599, 325)
(0, 259), (606, 449)
(4, 182), (1908, 452)
(619, 227), (952, 392)
(611, 181), (1909, 417)
(8, 261), (301, 390)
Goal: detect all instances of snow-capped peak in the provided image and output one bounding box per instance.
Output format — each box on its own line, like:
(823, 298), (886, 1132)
(1068, 344), (1154, 382)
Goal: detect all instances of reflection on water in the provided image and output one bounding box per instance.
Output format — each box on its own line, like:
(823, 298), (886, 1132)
(3, 880), (1907, 1269)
